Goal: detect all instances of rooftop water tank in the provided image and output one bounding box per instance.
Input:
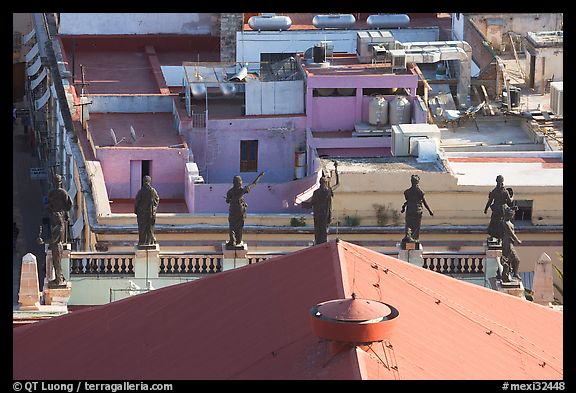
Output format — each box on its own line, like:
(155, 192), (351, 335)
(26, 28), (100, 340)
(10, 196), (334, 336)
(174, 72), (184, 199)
(313, 14), (356, 29)
(248, 15), (292, 31)
(368, 96), (388, 126)
(190, 83), (206, 98)
(389, 95), (411, 125)
(367, 14), (410, 28)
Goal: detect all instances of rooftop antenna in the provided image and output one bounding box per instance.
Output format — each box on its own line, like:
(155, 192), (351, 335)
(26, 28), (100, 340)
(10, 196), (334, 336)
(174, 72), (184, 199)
(130, 125), (137, 143)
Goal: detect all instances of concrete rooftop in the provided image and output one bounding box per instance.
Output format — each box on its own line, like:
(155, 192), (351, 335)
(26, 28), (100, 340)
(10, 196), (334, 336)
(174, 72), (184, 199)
(88, 113), (182, 147)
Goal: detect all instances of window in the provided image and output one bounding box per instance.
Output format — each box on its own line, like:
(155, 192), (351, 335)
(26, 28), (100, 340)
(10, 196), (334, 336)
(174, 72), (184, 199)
(240, 140), (258, 172)
(514, 200), (533, 222)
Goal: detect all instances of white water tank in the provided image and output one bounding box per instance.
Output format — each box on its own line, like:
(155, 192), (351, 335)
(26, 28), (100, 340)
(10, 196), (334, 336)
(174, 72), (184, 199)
(313, 14), (356, 29)
(367, 14), (411, 28)
(248, 15), (292, 31)
(389, 96), (411, 125)
(368, 96), (388, 126)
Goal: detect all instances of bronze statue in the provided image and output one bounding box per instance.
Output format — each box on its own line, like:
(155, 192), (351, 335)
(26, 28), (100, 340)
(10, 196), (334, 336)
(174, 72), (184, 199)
(226, 172), (265, 249)
(401, 174), (433, 241)
(39, 174), (73, 287)
(500, 206), (522, 282)
(134, 175), (160, 246)
(302, 162), (340, 245)
(484, 175), (513, 242)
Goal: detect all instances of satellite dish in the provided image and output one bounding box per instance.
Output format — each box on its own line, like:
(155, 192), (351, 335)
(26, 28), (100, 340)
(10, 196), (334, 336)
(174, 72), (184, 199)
(229, 66), (248, 82)
(110, 128), (118, 145)
(110, 128), (126, 146)
(130, 125), (137, 143)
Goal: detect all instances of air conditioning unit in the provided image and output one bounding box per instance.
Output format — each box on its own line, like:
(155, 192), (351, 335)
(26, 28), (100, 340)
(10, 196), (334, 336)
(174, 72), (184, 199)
(356, 30), (395, 63)
(550, 81), (563, 116)
(391, 124), (441, 157)
(389, 49), (407, 71)
(371, 44), (388, 63)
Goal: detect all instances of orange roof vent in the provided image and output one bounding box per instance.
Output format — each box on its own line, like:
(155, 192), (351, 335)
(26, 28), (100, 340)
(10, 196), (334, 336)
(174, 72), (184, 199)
(309, 293), (399, 345)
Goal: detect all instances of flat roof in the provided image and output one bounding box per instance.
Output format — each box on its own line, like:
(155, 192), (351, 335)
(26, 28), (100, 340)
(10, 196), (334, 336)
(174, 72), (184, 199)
(322, 156), (446, 173)
(59, 35), (219, 94)
(301, 53), (411, 77)
(446, 156), (562, 186)
(439, 118), (537, 150)
(88, 113), (182, 147)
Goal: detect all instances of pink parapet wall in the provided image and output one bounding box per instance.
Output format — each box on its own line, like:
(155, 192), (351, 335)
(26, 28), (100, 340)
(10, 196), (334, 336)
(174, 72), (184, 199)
(97, 146), (189, 200)
(188, 171), (322, 214)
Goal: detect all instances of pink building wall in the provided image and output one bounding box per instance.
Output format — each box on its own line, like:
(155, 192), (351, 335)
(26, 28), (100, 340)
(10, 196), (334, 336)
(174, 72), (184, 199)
(96, 147), (188, 199)
(187, 116), (307, 184)
(305, 73), (419, 131)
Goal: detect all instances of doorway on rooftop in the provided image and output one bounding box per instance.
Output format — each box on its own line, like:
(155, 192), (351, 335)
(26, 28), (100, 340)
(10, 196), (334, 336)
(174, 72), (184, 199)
(130, 160), (152, 198)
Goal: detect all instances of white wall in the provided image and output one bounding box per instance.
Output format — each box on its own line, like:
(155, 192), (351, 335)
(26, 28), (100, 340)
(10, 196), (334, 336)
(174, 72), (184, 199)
(452, 13), (465, 41)
(88, 95), (174, 113)
(245, 80), (304, 115)
(236, 28), (439, 67)
(59, 13), (216, 35)
(161, 66), (186, 87)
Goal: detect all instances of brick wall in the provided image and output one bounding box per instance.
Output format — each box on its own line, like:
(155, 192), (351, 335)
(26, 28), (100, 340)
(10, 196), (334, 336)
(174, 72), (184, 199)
(220, 13), (243, 63)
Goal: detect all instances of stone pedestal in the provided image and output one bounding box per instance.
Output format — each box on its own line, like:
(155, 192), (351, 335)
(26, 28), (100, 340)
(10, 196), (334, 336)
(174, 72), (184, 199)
(18, 253), (41, 310)
(532, 252), (555, 306)
(43, 282), (72, 305)
(396, 242), (424, 267)
(134, 244), (160, 280)
(495, 279), (526, 299)
(222, 243), (249, 271)
(485, 246), (503, 282)
(44, 244), (71, 289)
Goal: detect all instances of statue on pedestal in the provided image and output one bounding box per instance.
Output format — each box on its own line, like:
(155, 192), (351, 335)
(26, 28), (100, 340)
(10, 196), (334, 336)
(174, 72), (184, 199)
(484, 175), (514, 243)
(226, 172), (265, 249)
(38, 174), (72, 287)
(500, 206), (522, 282)
(302, 162), (340, 245)
(134, 175), (160, 247)
(401, 174), (433, 241)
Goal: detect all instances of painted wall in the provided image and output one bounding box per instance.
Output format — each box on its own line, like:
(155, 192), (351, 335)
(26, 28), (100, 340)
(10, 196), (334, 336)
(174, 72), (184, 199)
(328, 154), (563, 227)
(96, 147), (188, 199)
(245, 80), (304, 115)
(236, 28), (439, 67)
(88, 95), (173, 113)
(59, 13), (217, 35)
(526, 47), (563, 93)
(468, 13), (562, 49)
(305, 75), (419, 131)
(190, 172), (321, 214)
(310, 96), (357, 131)
(188, 116), (307, 184)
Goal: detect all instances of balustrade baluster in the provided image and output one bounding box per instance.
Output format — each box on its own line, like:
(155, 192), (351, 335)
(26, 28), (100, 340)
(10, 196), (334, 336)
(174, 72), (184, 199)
(456, 257), (464, 273)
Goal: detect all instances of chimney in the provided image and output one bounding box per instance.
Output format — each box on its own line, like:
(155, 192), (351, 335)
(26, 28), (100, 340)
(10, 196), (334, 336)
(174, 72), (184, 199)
(309, 293), (399, 354)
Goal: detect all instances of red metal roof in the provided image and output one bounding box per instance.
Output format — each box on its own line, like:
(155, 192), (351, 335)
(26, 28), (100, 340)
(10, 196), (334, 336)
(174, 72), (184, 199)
(13, 240), (562, 380)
